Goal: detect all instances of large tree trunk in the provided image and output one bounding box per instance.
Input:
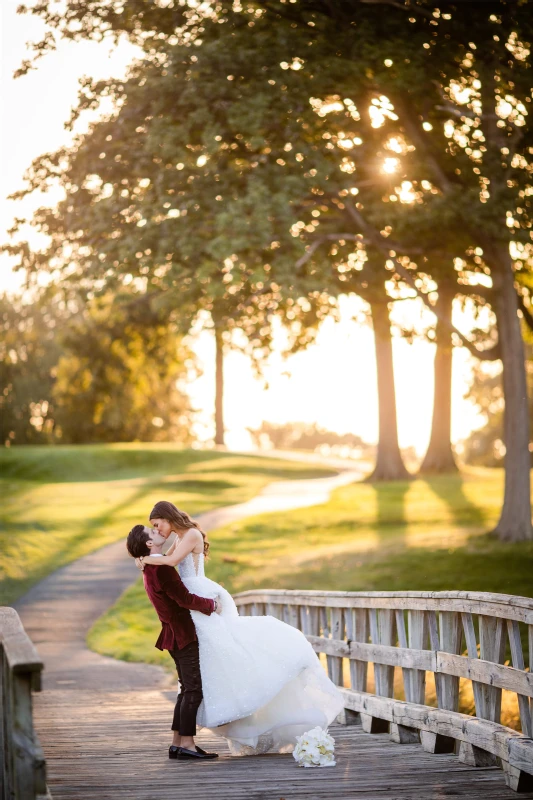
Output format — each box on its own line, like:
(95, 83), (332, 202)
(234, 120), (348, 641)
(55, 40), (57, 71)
(420, 282), (458, 475)
(490, 245), (532, 541)
(368, 299), (411, 481)
(214, 324), (225, 446)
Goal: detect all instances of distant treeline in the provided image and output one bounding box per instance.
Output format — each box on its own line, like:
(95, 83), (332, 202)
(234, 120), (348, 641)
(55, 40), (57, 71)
(248, 421), (372, 456)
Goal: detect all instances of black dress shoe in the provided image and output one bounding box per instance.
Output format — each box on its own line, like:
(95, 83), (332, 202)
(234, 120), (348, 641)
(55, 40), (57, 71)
(176, 746), (219, 760)
(169, 745), (180, 759)
(194, 746), (216, 756)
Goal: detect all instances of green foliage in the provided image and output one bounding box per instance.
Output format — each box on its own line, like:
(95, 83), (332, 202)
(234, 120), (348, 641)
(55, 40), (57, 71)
(0, 444), (333, 604)
(9, 3), (532, 348)
(464, 346), (533, 466)
(0, 292), (62, 445)
(0, 290), (195, 445)
(52, 294), (194, 443)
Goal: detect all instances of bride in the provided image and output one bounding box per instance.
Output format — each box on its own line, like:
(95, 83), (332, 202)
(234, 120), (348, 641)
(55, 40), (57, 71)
(138, 500), (344, 755)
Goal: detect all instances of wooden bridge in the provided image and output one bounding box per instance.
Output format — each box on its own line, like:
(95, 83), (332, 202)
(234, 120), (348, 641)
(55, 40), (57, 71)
(2, 590), (533, 799)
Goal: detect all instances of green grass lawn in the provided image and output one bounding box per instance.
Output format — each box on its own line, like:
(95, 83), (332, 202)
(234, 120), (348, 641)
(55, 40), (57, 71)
(0, 443), (332, 605)
(88, 466), (533, 676)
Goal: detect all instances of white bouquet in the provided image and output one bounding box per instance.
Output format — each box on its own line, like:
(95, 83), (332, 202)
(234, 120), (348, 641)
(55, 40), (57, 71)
(292, 726), (336, 768)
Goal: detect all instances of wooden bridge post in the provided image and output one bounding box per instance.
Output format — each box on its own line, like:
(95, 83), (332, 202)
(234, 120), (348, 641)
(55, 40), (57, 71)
(1, 607), (47, 800)
(327, 608), (344, 687)
(458, 615), (506, 767)
(339, 608), (368, 726)
(457, 612), (500, 767)
(390, 610), (427, 744)
(502, 620), (533, 791)
(363, 609), (393, 734)
(422, 610), (460, 755)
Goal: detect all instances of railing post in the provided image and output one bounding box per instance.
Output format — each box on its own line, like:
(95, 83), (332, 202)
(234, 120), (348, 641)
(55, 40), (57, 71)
(12, 673), (46, 798)
(502, 619), (533, 791)
(1, 607), (46, 800)
(422, 610), (460, 754)
(341, 608), (368, 726)
(307, 605), (320, 636)
(458, 615), (506, 767)
(326, 608), (344, 686)
(390, 610), (425, 744)
(286, 605), (301, 629)
(363, 609), (393, 734)
(266, 601), (281, 619)
(1, 647), (13, 800)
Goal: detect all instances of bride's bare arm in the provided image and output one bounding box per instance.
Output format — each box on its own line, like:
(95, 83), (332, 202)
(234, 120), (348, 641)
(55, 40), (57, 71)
(163, 536), (178, 556)
(135, 534), (178, 569)
(141, 530), (203, 567)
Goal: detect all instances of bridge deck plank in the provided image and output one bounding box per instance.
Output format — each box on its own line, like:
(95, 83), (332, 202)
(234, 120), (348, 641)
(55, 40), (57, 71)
(35, 689), (532, 800)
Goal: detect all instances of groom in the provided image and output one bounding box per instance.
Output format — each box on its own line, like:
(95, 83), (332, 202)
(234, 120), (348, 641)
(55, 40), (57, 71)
(126, 524), (221, 761)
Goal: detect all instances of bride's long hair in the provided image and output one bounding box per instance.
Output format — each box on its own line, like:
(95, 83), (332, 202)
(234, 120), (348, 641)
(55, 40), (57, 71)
(149, 500), (210, 557)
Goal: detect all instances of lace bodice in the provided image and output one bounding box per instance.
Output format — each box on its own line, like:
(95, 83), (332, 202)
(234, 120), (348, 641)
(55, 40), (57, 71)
(178, 551), (205, 580)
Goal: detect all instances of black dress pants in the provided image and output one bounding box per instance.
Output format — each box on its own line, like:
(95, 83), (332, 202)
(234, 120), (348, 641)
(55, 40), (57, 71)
(168, 640), (203, 736)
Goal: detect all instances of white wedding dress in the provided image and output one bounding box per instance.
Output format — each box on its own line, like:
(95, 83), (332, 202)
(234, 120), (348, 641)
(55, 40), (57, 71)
(178, 551), (344, 755)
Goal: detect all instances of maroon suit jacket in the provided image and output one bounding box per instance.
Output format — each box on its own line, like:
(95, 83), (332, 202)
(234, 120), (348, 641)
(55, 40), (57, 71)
(142, 563), (215, 651)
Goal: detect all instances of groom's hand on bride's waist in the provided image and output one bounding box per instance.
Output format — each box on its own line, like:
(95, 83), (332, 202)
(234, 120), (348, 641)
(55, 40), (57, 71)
(214, 595), (223, 615)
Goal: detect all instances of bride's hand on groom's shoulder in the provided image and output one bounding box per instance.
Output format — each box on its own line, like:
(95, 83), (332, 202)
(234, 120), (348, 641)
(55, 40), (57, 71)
(135, 557), (145, 571)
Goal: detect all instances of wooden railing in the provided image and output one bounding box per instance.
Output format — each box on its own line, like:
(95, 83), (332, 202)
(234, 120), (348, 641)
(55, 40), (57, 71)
(234, 590), (533, 792)
(1, 608), (47, 800)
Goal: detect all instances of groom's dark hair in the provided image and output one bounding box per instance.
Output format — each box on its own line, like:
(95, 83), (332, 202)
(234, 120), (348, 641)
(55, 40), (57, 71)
(126, 524), (151, 558)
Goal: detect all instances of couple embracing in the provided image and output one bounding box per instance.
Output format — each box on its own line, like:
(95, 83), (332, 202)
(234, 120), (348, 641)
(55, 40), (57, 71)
(126, 500), (343, 761)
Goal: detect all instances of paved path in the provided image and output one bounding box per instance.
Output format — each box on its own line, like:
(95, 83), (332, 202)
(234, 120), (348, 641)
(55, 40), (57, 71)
(15, 461), (361, 690)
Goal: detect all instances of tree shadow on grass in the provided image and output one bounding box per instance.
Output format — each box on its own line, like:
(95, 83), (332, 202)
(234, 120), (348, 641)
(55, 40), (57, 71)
(3, 476), (172, 605)
(371, 479), (410, 549)
(423, 474), (488, 530)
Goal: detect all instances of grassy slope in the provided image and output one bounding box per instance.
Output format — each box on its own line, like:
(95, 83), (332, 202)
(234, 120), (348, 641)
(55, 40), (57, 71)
(0, 444), (331, 605)
(88, 467), (533, 678)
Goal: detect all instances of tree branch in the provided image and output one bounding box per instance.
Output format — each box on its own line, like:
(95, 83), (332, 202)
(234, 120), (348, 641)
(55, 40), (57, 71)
(517, 293), (533, 333)
(342, 202), (425, 254)
(295, 233), (362, 270)
(392, 94), (455, 194)
(395, 262), (500, 360)
(434, 104), (494, 120)
(342, 203), (501, 361)
(359, 0), (433, 17)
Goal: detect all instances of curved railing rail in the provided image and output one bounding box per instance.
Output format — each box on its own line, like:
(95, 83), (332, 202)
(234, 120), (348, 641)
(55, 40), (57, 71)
(1, 607), (46, 800)
(234, 590), (533, 792)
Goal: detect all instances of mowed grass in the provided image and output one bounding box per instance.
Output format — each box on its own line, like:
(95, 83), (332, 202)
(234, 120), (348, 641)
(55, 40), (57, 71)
(88, 467), (533, 678)
(0, 443), (332, 605)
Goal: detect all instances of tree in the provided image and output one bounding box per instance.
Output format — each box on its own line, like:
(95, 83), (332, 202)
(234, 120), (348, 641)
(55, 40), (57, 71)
(0, 291), (62, 445)
(9, 1), (416, 473)
(464, 344), (533, 467)
(418, 277), (458, 474)
(10, 0), (533, 537)
(367, 286), (411, 480)
(0, 288), (195, 445)
(247, 1), (533, 537)
(52, 293), (194, 443)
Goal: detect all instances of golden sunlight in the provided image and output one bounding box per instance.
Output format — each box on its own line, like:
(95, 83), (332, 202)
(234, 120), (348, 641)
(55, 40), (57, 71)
(383, 157), (399, 174)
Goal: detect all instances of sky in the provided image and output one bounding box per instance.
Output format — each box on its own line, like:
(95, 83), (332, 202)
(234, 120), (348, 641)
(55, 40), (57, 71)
(0, 1), (487, 454)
